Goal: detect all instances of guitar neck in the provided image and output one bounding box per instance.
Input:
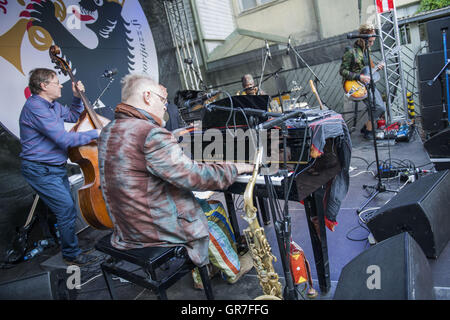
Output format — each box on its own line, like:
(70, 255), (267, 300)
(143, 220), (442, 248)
(309, 80), (324, 110)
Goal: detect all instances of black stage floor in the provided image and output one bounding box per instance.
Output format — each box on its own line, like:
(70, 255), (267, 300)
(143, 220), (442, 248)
(1, 127), (449, 301)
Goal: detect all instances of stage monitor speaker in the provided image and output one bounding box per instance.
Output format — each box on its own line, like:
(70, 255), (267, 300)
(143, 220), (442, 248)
(419, 80), (447, 108)
(427, 17), (450, 52)
(424, 128), (450, 171)
(420, 105), (448, 132)
(366, 170), (450, 259)
(334, 233), (434, 300)
(424, 127), (450, 158)
(0, 270), (76, 300)
(417, 50), (450, 81)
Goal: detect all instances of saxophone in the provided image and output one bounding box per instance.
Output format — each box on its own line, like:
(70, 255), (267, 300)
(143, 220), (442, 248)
(242, 147), (283, 300)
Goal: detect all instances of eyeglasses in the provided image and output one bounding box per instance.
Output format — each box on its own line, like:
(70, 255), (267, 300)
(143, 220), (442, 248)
(147, 89), (167, 104)
(46, 80), (61, 86)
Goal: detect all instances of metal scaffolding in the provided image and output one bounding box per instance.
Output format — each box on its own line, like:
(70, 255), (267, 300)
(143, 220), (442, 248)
(163, 0), (204, 91)
(375, 0), (409, 122)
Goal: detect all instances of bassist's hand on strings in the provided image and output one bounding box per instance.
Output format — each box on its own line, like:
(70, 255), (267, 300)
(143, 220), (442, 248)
(72, 80), (85, 98)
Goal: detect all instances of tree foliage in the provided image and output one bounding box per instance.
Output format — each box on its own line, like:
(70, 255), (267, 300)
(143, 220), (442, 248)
(417, 0), (450, 13)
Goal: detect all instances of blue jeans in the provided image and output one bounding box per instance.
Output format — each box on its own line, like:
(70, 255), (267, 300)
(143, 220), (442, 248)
(21, 160), (81, 259)
(363, 87), (386, 120)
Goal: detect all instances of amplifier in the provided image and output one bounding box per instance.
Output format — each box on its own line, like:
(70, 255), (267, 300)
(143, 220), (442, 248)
(417, 50), (450, 81)
(419, 80), (447, 108)
(427, 16), (450, 52)
(420, 105), (447, 133)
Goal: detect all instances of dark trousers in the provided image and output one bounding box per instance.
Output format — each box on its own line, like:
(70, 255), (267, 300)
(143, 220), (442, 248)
(363, 87), (386, 120)
(21, 160), (81, 259)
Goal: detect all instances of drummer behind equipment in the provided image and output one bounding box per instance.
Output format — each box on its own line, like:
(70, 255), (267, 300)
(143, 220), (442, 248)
(237, 74), (283, 112)
(237, 74), (266, 96)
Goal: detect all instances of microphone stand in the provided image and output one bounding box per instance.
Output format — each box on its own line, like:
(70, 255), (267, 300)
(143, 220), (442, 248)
(260, 67), (285, 112)
(93, 76), (115, 110)
(258, 111), (305, 300)
(185, 61), (208, 91)
(357, 38), (397, 214)
(258, 43), (273, 109)
(288, 41), (325, 97)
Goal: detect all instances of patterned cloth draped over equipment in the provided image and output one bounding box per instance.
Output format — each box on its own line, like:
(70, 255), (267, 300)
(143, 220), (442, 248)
(192, 199), (242, 286)
(291, 111), (352, 227)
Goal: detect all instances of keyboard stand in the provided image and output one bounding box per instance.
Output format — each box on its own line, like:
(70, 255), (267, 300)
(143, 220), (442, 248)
(304, 191), (331, 294)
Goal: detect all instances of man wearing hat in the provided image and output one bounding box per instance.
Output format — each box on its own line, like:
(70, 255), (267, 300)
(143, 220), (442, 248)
(339, 23), (386, 139)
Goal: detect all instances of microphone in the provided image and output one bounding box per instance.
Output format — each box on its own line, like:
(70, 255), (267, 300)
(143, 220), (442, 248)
(256, 109), (304, 130)
(286, 36), (291, 55)
(347, 33), (379, 39)
(183, 90), (220, 108)
(102, 68), (118, 78)
(265, 40), (272, 60)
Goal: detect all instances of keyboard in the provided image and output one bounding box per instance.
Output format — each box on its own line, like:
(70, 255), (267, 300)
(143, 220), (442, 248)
(235, 172), (294, 186)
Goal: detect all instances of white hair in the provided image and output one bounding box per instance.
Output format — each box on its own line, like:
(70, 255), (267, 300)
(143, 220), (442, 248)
(120, 73), (158, 102)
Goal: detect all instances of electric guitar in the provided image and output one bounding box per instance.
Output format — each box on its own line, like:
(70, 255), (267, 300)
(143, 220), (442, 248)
(343, 47), (401, 101)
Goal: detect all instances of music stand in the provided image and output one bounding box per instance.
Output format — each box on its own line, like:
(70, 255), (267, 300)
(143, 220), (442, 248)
(356, 37), (397, 214)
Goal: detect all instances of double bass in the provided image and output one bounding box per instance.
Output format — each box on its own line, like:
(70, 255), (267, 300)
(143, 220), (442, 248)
(49, 45), (113, 229)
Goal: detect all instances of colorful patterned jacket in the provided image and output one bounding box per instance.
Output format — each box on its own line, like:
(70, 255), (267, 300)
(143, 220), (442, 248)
(98, 103), (238, 266)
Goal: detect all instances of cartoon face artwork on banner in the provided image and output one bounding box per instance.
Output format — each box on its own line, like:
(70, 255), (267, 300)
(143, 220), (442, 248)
(0, 0), (158, 138)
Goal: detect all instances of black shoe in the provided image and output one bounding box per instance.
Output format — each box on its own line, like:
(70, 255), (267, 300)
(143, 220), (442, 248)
(63, 252), (98, 266)
(363, 130), (374, 140)
(80, 246), (95, 254)
(360, 125), (367, 134)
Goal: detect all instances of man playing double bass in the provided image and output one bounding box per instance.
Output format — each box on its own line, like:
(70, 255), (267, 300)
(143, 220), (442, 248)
(19, 68), (99, 266)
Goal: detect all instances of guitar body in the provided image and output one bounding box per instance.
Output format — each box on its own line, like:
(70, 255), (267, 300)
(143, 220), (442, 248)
(69, 111), (113, 229)
(343, 80), (368, 100)
(343, 66), (381, 101)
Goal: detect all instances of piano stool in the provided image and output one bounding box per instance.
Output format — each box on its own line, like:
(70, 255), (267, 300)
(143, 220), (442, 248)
(95, 233), (214, 300)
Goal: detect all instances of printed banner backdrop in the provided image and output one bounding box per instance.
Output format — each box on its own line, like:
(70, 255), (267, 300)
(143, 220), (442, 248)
(0, 0), (159, 138)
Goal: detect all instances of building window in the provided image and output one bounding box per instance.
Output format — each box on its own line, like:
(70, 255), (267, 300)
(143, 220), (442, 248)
(240, 0), (276, 12)
(400, 24), (411, 45)
(418, 22), (427, 42)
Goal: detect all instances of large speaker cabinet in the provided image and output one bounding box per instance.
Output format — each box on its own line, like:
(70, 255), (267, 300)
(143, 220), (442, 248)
(0, 270), (76, 300)
(334, 233), (435, 300)
(367, 171), (450, 258)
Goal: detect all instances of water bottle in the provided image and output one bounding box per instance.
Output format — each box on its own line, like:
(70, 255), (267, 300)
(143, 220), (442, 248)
(37, 239), (50, 248)
(23, 245), (45, 261)
(54, 224), (61, 244)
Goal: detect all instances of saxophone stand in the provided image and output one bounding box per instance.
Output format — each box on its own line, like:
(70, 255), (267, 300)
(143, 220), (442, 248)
(356, 38), (397, 214)
(257, 109), (315, 299)
(262, 122), (298, 300)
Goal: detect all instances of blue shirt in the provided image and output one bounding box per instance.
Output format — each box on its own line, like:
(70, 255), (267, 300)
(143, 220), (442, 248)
(19, 94), (99, 165)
